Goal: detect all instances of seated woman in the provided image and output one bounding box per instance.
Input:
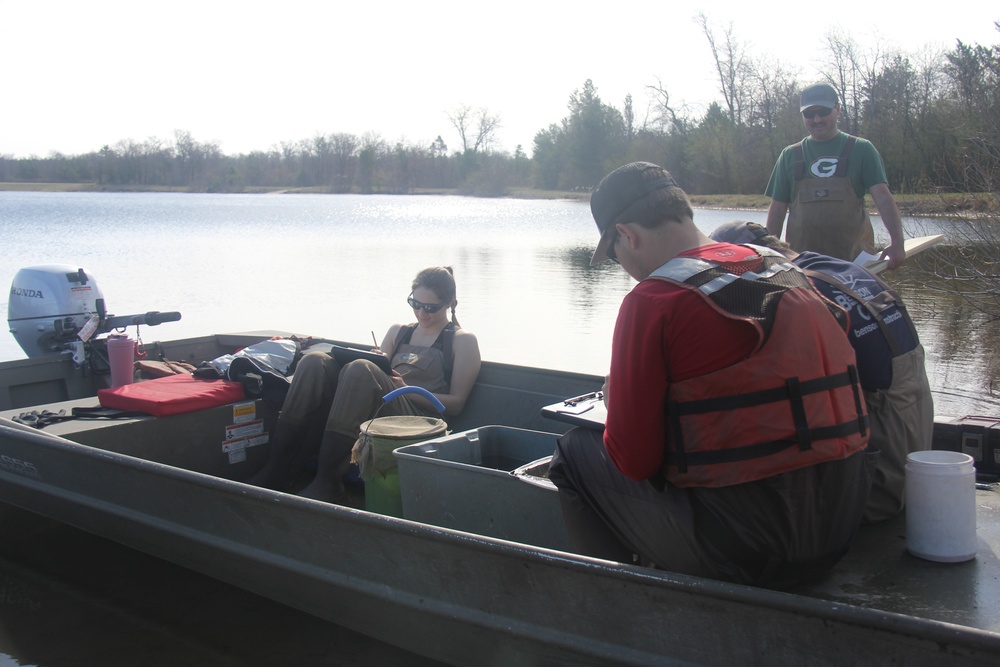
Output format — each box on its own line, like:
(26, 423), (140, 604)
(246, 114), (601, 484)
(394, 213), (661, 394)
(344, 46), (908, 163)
(249, 266), (481, 502)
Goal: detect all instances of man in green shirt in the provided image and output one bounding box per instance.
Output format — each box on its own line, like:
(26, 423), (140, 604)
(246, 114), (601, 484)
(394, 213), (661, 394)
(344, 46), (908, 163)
(765, 83), (905, 269)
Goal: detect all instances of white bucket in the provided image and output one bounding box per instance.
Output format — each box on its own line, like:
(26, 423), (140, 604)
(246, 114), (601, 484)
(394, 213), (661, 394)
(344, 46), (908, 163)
(905, 450), (977, 562)
(107, 334), (135, 387)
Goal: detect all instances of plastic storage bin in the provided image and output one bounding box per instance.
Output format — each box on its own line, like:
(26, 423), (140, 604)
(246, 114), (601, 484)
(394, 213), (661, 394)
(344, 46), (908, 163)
(393, 425), (571, 551)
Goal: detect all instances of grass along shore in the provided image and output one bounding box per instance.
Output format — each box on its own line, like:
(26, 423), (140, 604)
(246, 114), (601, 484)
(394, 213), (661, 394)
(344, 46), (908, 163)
(1, 182), (995, 218)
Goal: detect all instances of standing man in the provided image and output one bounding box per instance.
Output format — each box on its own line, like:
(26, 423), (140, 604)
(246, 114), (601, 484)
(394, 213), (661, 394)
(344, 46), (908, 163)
(549, 162), (873, 589)
(765, 82), (906, 269)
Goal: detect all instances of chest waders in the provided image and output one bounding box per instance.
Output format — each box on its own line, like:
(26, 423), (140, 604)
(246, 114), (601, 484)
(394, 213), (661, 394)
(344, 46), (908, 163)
(787, 135), (875, 262)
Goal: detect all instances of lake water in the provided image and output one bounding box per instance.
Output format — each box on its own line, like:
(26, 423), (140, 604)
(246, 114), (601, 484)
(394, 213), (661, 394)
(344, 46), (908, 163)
(0, 191), (998, 665)
(2, 191), (995, 416)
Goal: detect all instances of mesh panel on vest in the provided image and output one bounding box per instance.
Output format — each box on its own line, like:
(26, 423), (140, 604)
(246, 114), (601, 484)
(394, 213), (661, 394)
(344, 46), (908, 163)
(684, 256), (846, 339)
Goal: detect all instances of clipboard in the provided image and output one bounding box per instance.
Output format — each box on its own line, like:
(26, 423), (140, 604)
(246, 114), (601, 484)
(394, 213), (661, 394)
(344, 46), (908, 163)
(540, 392), (607, 430)
(858, 234), (944, 274)
(328, 345), (393, 374)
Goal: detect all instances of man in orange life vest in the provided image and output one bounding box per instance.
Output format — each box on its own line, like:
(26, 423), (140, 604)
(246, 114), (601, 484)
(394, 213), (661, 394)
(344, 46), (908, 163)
(548, 162), (875, 588)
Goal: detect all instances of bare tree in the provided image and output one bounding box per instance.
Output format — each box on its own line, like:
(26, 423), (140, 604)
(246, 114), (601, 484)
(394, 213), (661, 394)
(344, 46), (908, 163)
(446, 105), (473, 153)
(330, 133), (358, 192)
(474, 108), (501, 153)
(623, 94), (635, 140)
(745, 56), (801, 164)
(446, 104), (501, 154)
(697, 12), (750, 126)
(821, 29), (886, 134)
(645, 77), (682, 133)
(357, 132), (386, 193)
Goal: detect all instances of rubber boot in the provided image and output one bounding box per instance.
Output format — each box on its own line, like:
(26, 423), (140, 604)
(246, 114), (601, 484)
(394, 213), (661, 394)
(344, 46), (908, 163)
(245, 419), (307, 491)
(298, 432), (356, 503)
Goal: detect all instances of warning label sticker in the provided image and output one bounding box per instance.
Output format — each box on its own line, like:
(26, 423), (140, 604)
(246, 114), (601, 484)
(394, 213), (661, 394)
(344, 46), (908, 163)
(222, 432), (269, 453)
(225, 419), (264, 441)
(223, 432), (269, 464)
(232, 401), (257, 424)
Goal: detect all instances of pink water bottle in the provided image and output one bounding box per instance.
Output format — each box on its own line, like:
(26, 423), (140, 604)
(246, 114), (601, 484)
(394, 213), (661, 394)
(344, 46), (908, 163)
(107, 334), (135, 387)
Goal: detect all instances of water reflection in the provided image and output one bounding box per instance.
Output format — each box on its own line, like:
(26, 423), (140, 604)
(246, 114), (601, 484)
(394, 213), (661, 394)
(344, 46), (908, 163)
(891, 259), (1000, 416)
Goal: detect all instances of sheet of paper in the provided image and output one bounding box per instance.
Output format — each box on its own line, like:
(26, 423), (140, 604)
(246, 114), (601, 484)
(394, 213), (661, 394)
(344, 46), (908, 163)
(854, 249), (880, 265)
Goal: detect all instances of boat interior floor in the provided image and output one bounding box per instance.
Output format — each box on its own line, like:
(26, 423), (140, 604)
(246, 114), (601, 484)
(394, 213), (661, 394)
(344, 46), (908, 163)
(789, 486), (1000, 633)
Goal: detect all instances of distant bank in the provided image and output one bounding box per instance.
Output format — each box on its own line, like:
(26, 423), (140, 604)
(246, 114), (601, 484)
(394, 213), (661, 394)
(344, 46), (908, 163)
(0, 182), (991, 217)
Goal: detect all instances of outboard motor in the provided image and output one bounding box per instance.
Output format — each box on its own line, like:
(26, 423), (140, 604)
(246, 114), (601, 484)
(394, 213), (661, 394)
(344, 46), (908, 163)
(7, 264), (181, 362)
(8, 265), (105, 358)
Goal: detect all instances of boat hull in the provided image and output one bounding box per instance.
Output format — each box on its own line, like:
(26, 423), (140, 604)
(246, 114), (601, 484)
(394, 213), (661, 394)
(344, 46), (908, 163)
(2, 332), (1000, 665)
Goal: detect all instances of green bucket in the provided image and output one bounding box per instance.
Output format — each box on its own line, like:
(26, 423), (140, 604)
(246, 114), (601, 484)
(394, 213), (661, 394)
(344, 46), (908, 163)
(354, 415), (448, 516)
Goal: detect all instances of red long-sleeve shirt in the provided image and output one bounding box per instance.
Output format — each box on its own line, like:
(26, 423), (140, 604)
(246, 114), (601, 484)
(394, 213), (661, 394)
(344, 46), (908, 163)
(604, 243), (764, 481)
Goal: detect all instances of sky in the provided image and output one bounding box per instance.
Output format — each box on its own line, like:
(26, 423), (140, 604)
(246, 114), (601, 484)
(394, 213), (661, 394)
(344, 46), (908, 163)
(1, 1), (998, 159)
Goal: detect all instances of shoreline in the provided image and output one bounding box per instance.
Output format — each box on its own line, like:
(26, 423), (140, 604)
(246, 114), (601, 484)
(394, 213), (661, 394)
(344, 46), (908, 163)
(0, 182), (993, 218)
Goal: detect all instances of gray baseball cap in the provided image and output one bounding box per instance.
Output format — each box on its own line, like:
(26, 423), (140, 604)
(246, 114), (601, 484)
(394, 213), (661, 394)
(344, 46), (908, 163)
(710, 221), (770, 245)
(589, 162), (679, 265)
(800, 83), (839, 111)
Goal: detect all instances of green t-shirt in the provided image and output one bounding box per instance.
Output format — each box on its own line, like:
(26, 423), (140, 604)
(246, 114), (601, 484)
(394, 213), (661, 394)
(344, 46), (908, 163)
(765, 131), (889, 203)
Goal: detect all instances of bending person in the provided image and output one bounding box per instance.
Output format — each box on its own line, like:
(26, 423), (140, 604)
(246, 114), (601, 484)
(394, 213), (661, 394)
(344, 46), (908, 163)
(550, 162), (873, 589)
(249, 266), (481, 503)
(710, 221), (933, 523)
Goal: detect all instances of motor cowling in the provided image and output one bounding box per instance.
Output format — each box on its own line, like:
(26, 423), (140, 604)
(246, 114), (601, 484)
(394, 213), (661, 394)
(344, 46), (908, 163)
(7, 265), (105, 357)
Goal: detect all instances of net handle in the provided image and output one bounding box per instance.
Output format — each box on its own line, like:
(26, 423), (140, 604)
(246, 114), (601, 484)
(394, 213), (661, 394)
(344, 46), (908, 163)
(382, 386), (446, 414)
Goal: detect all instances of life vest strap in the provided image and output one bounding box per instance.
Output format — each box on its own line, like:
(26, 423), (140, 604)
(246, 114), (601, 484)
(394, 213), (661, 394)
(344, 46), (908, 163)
(666, 366), (864, 474)
(670, 369), (858, 416)
(676, 418), (867, 469)
(786, 376), (812, 450)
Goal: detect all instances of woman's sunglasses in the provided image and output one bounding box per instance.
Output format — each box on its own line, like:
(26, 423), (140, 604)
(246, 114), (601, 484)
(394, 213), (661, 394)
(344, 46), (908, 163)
(407, 295), (446, 313)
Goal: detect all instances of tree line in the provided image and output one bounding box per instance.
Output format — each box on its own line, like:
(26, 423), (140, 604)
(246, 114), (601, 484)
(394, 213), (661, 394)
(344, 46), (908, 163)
(1, 21), (997, 199)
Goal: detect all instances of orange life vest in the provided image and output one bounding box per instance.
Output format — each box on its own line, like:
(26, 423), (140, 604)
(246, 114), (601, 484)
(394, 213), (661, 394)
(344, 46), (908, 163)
(649, 251), (869, 488)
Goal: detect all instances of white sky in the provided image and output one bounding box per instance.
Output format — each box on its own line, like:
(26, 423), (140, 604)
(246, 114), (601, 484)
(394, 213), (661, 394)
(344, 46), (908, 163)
(1, 1), (997, 158)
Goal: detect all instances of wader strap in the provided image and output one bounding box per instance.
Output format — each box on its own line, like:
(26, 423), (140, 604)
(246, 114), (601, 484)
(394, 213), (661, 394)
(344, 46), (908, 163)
(395, 323), (417, 348)
(441, 323), (454, 383)
(835, 136), (857, 177)
(848, 364), (868, 437)
(793, 142), (805, 181)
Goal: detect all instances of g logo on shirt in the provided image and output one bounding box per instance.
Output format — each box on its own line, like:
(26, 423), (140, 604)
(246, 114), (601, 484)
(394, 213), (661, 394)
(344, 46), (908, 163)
(810, 157), (839, 178)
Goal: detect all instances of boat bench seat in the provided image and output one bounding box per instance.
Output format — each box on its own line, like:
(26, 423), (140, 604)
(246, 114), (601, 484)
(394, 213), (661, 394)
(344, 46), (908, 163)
(448, 364), (602, 434)
(1, 396), (277, 480)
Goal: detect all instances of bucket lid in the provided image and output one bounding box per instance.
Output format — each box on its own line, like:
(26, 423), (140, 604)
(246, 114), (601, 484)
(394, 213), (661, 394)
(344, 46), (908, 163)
(360, 415), (447, 440)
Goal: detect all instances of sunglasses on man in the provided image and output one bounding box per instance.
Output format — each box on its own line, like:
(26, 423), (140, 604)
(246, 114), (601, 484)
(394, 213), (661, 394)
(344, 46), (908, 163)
(802, 107), (834, 120)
